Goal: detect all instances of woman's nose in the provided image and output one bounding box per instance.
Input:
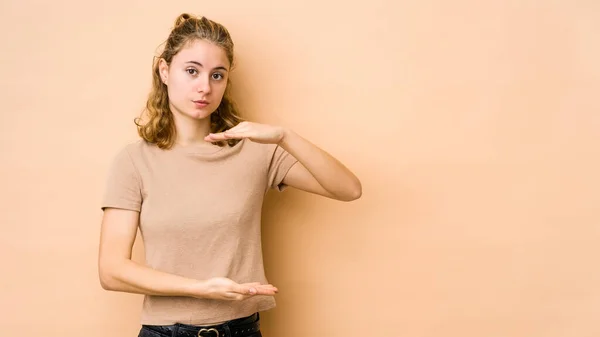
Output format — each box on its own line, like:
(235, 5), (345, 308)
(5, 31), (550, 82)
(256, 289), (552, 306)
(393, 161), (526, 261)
(196, 77), (211, 94)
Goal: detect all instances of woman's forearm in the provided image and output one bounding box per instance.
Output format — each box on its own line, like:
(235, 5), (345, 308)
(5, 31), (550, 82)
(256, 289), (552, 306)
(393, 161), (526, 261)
(100, 259), (200, 297)
(279, 129), (362, 200)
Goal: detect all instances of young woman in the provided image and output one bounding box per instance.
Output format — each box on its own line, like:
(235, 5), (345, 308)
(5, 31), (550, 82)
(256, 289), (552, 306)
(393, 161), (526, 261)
(98, 13), (361, 337)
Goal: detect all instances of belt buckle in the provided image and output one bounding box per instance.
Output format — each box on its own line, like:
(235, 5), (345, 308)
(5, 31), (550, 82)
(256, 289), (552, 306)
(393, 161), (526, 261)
(198, 328), (219, 337)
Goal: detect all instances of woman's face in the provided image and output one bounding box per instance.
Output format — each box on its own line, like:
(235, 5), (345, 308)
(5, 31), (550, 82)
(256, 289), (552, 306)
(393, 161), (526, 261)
(159, 39), (230, 121)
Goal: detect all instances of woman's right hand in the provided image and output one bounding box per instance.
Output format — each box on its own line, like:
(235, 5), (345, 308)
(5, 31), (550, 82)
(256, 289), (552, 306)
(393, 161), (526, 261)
(193, 277), (279, 301)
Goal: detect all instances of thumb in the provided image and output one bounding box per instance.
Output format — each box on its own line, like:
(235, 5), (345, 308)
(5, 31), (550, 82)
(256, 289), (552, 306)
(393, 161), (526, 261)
(247, 286), (257, 295)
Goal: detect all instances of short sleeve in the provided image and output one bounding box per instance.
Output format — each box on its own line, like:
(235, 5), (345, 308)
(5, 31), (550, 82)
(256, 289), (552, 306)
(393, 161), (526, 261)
(267, 144), (299, 191)
(101, 147), (143, 212)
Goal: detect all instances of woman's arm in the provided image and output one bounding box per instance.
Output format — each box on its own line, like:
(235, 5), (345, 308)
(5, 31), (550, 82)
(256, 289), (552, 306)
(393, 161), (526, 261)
(278, 129), (362, 201)
(98, 208), (277, 300)
(205, 122), (362, 201)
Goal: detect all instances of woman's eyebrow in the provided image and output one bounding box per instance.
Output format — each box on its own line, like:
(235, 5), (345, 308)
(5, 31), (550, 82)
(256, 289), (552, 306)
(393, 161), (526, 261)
(185, 61), (228, 71)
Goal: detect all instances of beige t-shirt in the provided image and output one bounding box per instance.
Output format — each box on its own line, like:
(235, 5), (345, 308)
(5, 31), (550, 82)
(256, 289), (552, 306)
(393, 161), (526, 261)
(101, 138), (298, 325)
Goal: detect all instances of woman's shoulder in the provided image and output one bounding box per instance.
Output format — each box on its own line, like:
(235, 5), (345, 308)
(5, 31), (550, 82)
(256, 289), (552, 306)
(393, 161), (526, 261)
(123, 139), (163, 152)
(109, 139), (158, 161)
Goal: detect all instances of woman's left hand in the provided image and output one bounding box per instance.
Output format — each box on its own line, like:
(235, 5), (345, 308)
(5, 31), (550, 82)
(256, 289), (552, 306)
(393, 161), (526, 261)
(205, 121), (285, 144)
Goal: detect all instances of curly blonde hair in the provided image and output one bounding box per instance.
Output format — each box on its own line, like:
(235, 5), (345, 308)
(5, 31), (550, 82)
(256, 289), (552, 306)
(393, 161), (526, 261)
(135, 13), (244, 148)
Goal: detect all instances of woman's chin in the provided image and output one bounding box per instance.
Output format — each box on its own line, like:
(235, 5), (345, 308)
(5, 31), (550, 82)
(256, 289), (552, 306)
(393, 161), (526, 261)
(184, 110), (214, 120)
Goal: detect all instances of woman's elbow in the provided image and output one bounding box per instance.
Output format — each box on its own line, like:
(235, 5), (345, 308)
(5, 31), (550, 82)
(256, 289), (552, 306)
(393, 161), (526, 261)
(341, 180), (362, 201)
(351, 186), (362, 200)
(98, 261), (119, 291)
(99, 270), (114, 291)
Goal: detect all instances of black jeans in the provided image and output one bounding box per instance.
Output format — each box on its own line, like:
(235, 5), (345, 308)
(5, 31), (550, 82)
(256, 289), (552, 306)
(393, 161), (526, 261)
(138, 313), (262, 337)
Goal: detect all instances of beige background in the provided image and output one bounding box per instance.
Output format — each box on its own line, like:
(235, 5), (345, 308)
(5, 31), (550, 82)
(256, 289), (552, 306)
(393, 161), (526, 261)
(1, 0), (599, 336)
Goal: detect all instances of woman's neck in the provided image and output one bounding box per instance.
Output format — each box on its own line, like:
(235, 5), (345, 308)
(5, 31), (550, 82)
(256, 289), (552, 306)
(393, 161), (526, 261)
(172, 111), (213, 146)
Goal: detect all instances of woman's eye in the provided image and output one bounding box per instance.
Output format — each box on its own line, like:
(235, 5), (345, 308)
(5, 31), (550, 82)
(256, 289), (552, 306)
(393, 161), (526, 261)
(186, 68), (198, 75)
(212, 73), (224, 80)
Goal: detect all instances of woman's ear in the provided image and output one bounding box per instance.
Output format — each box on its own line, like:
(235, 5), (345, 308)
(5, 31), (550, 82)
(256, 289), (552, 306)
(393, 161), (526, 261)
(158, 58), (169, 85)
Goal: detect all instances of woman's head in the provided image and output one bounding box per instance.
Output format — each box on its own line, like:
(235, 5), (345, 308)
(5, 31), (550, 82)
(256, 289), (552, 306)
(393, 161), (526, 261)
(136, 13), (243, 148)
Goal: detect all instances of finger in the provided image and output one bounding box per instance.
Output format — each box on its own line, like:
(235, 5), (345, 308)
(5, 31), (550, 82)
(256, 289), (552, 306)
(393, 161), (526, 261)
(239, 282), (271, 295)
(248, 284), (277, 290)
(245, 283), (278, 295)
(204, 133), (232, 141)
(234, 286), (278, 297)
(223, 131), (254, 139)
(205, 133), (243, 143)
(204, 125), (253, 142)
(232, 283), (258, 296)
(253, 285), (279, 295)
(204, 135), (219, 142)
(206, 132), (244, 140)
(239, 284), (278, 293)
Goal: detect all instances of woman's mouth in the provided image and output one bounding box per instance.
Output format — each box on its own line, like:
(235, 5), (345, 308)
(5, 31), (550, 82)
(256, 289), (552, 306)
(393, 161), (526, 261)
(193, 100), (209, 108)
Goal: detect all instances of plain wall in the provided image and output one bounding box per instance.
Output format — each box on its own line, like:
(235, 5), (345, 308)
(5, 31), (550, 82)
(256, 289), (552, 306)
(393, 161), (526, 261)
(1, 0), (599, 336)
